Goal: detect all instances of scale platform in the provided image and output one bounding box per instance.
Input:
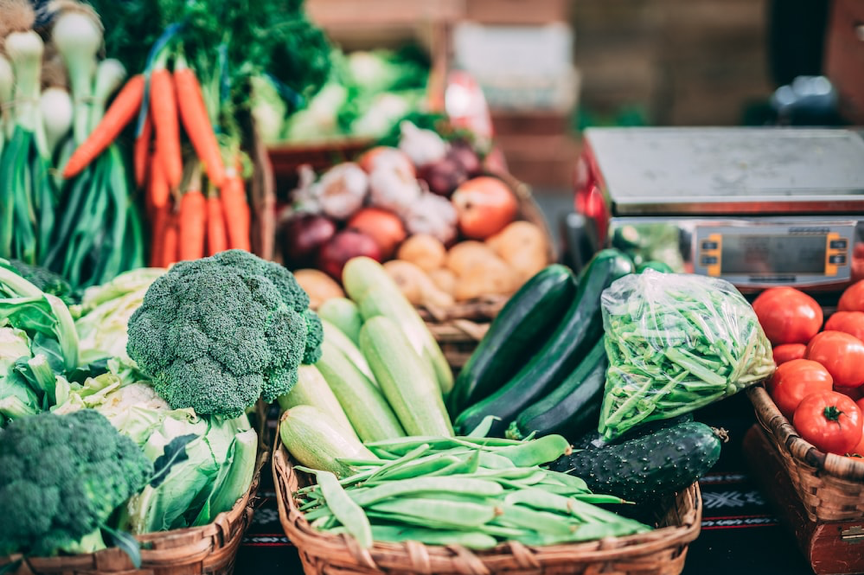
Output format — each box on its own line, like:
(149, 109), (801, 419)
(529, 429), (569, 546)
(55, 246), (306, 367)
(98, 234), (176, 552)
(584, 127), (864, 216)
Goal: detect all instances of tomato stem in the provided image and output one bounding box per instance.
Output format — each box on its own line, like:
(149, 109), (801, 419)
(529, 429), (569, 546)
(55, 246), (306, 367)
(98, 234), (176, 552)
(823, 405), (844, 423)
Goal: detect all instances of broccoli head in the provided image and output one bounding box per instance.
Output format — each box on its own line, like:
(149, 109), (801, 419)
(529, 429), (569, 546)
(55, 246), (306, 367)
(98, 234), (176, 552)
(0, 409), (152, 557)
(126, 250), (322, 416)
(4, 259), (76, 305)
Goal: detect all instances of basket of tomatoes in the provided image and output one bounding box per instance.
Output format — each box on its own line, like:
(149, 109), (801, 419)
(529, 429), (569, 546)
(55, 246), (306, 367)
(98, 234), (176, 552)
(747, 283), (864, 523)
(273, 121), (555, 368)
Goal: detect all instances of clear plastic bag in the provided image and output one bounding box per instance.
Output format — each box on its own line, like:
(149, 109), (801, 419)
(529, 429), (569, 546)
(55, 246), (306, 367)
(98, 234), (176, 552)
(598, 271), (774, 440)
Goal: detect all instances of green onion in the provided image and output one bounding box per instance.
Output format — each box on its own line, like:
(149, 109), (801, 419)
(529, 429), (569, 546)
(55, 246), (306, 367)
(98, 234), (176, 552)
(52, 9), (102, 144)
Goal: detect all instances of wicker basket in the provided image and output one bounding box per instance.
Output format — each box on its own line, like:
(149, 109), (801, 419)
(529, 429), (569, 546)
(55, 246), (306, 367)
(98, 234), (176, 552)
(0, 422), (270, 575)
(747, 385), (864, 522)
(273, 441), (703, 575)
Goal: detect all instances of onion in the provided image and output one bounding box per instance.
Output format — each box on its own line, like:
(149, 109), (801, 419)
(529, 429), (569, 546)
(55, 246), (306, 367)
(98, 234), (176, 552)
(448, 140), (482, 177)
(317, 230), (383, 281)
(417, 157), (467, 198)
(279, 213), (337, 270)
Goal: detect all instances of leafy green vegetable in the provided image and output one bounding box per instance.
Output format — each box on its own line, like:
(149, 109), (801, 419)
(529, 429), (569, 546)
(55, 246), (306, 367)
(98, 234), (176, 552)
(0, 409), (152, 557)
(2, 259), (75, 306)
(53, 375), (259, 534)
(598, 271), (775, 440)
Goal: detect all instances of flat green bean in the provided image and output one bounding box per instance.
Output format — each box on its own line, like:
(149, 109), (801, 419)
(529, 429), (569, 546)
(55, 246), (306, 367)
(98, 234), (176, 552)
(367, 525), (498, 550)
(368, 497), (497, 527)
(350, 477), (504, 507)
(493, 434), (571, 467)
(315, 470), (373, 548)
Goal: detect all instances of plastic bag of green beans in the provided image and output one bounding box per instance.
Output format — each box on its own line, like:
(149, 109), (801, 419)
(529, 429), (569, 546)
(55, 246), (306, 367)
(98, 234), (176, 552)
(598, 271), (775, 440)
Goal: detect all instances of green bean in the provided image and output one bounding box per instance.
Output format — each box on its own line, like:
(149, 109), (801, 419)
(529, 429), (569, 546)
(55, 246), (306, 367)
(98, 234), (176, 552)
(315, 470), (373, 548)
(493, 505), (576, 536)
(350, 477), (504, 507)
(368, 497), (497, 527)
(366, 435), (524, 455)
(368, 455), (461, 483)
(366, 525), (498, 550)
(465, 415), (498, 438)
(540, 470), (589, 492)
(493, 434), (571, 467)
(477, 451), (517, 469)
(428, 451), (480, 476)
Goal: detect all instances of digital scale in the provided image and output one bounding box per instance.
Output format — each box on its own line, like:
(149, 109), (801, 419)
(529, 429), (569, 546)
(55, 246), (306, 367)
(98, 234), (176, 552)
(574, 127), (864, 294)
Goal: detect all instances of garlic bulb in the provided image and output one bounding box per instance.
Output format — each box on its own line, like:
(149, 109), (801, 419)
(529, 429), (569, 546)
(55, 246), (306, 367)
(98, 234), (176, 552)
(398, 121), (447, 168)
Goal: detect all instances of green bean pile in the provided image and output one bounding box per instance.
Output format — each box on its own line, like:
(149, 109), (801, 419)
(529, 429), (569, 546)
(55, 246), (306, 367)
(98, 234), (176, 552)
(295, 429), (650, 550)
(598, 271), (774, 441)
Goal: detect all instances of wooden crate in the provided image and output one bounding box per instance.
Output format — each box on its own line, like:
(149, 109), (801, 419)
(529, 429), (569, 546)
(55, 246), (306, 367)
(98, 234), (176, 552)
(743, 425), (864, 575)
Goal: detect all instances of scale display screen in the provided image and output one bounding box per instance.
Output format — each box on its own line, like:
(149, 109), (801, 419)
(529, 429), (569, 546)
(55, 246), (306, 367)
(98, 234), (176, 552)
(721, 235), (826, 275)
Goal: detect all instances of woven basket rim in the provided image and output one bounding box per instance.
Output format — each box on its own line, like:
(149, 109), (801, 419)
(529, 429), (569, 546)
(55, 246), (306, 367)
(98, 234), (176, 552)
(0, 418), (271, 573)
(272, 437), (703, 574)
(747, 385), (864, 481)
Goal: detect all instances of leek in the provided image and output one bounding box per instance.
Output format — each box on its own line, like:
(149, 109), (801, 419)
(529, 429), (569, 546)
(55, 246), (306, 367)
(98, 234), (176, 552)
(5, 31), (47, 156)
(40, 87), (74, 156)
(89, 59), (126, 133)
(0, 55), (13, 153)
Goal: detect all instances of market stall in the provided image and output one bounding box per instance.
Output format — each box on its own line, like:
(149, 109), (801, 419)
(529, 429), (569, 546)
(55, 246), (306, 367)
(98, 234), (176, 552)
(1, 1), (864, 575)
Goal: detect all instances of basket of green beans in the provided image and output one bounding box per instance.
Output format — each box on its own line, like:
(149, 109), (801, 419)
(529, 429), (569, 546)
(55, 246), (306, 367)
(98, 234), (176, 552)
(272, 422), (703, 575)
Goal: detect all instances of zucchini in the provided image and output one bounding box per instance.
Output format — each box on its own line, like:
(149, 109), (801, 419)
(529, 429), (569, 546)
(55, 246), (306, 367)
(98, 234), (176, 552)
(318, 297), (363, 344)
(506, 338), (607, 441)
(454, 249), (633, 437)
(360, 315), (454, 437)
(549, 421), (721, 502)
(316, 340), (406, 442)
(321, 318), (377, 385)
(448, 264), (577, 415)
(279, 405), (378, 478)
(345, 257), (453, 396)
(276, 364), (359, 440)
(636, 260), (673, 274)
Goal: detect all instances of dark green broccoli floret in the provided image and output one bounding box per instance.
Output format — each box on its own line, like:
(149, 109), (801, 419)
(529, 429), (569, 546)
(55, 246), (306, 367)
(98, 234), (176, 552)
(4, 259), (76, 305)
(0, 409), (152, 557)
(126, 250), (322, 415)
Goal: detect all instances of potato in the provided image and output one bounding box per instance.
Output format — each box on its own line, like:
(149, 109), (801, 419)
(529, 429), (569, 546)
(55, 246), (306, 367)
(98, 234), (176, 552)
(446, 241), (498, 276)
(294, 269), (345, 309)
(454, 258), (519, 302)
(396, 234), (446, 272)
(429, 268), (457, 296)
(486, 221), (548, 283)
(384, 260), (454, 308)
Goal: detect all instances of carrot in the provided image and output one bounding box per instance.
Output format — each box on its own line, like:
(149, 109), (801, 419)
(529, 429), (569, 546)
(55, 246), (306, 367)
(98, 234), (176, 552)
(150, 67), (183, 190)
(148, 144), (170, 209)
(178, 190), (207, 261)
(62, 75), (145, 179)
(162, 211), (180, 268)
(133, 111), (153, 188)
(220, 174), (251, 251)
(175, 62), (226, 187)
(206, 195), (228, 256)
(149, 203), (170, 267)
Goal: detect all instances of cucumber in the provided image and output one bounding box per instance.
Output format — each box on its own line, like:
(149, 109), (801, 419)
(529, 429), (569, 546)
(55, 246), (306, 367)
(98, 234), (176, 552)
(636, 260), (673, 274)
(345, 257), (453, 396)
(279, 405), (378, 478)
(316, 340), (406, 442)
(276, 364), (359, 440)
(318, 297), (363, 344)
(447, 264), (577, 415)
(571, 413), (695, 451)
(506, 338), (607, 441)
(454, 249), (633, 437)
(550, 421), (721, 502)
(360, 316), (454, 437)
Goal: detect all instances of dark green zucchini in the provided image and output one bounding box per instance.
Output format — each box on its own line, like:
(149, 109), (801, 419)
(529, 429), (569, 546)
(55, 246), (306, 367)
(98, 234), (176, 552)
(506, 338), (607, 441)
(447, 264), (577, 415)
(453, 249), (634, 437)
(636, 260), (673, 274)
(550, 421), (721, 502)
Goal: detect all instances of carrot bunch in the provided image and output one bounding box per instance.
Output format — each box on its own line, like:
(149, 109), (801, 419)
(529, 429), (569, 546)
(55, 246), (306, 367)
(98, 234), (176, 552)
(62, 53), (253, 268)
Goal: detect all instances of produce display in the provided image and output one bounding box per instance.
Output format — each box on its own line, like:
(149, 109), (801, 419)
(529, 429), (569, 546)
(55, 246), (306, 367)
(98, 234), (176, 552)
(278, 251), (727, 558)
(755, 283), (864, 459)
(281, 123), (549, 309)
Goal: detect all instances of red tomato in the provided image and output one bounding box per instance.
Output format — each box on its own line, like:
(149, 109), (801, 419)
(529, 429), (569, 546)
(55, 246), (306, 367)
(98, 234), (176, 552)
(838, 280), (864, 312)
(805, 331), (864, 388)
(752, 287), (823, 345)
(769, 359), (833, 418)
(836, 386), (864, 402)
(824, 311), (864, 341)
(773, 343), (807, 366)
(793, 391), (863, 454)
(858, 397), (864, 413)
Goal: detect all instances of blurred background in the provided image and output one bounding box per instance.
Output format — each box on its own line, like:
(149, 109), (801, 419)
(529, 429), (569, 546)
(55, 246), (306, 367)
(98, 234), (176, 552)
(277, 0), (860, 235)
